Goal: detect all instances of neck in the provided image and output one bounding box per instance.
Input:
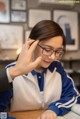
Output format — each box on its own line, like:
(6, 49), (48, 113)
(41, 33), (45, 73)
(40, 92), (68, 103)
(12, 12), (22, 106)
(35, 67), (45, 73)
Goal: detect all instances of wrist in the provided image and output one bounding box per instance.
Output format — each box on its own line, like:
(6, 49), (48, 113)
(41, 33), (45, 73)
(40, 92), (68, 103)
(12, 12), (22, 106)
(8, 66), (21, 79)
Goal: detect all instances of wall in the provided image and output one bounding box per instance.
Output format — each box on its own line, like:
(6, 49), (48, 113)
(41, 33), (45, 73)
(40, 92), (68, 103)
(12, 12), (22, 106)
(0, 0), (80, 61)
(27, 0), (80, 60)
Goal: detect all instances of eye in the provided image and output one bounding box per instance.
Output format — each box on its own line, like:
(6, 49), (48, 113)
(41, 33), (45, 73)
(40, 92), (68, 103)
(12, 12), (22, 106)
(44, 48), (52, 52)
(56, 50), (64, 54)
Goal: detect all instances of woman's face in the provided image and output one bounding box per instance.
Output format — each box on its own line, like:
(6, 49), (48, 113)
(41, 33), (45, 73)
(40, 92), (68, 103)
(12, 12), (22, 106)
(34, 36), (63, 69)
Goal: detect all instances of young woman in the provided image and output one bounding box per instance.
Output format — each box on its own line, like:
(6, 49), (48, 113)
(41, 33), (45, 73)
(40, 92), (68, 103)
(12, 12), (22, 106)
(0, 20), (80, 119)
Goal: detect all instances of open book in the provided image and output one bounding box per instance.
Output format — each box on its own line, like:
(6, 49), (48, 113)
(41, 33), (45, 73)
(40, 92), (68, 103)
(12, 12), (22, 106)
(63, 111), (80, 119)
(71, 104), (80, 115)
(57, 104), (80, 119)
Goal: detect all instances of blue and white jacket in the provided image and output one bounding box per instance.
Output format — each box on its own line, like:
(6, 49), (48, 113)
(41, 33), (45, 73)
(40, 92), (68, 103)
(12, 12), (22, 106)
(0, 61), (80, 116)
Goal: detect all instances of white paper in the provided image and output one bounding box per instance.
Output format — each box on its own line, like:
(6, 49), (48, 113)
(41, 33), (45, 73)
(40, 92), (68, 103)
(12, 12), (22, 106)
(63, 111), (80, 119)
(71, 104), (80, 115)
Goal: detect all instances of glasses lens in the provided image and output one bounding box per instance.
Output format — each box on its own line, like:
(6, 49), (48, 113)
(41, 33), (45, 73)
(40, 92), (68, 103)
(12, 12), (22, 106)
(43, 48), (53, 56)
(38, 44), (64, 59)
(56, 50), (64, 58)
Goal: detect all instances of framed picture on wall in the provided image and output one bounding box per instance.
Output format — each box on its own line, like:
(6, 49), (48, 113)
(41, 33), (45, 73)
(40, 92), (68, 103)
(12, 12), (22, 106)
(25, 30), (31, 40)
(28, 9), (51, 28)
(11, 0), (27, 10)
(0, 0), (10, 23)
(53, 10), (78, 50)
(0, 25), (23, 49)
(11, 11), (27, 22)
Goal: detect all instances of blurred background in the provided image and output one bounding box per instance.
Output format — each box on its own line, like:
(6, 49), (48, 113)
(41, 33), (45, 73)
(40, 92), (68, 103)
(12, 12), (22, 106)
(0, 0), (80, 91)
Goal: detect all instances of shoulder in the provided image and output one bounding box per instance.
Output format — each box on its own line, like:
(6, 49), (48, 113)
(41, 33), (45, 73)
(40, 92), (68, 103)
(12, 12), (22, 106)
(6, 61), (17, 68)
(49, 60), (64, 73)
(49, 61), (67, 82)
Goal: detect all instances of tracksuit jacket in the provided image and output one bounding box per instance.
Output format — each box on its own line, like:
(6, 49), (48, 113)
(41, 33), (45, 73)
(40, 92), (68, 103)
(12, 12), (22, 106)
(0, 61), (80, 116)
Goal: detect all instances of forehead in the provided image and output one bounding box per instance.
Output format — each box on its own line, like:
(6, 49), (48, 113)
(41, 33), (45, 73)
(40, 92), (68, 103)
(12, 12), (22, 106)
(40, 36), (63, 49)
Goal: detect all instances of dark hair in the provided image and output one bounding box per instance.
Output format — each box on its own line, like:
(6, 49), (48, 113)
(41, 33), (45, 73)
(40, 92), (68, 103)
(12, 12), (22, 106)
(29, 20), (66, 49)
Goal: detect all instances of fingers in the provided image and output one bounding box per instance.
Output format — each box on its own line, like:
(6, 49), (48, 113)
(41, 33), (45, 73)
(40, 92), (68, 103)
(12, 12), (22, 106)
(25, 39), (39, 50)
(37, 114), (46, 119)
(31, 56), (42, 69)
(37, 110), (57, 119)
(29, 40), (39, 54)
(25, 39), (35, 45)
(24, 39), (34, 49)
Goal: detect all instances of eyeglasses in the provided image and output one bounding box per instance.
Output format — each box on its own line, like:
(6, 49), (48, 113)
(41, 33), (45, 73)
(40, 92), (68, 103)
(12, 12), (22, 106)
(38, 44), (64, 59)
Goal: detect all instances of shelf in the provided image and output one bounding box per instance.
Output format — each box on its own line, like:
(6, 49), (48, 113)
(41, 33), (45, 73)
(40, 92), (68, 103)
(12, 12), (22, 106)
(65, 69), (80, 74)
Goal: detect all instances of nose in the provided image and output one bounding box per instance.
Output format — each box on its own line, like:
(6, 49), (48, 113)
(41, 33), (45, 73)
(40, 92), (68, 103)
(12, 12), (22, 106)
(48, 53), (56, 60)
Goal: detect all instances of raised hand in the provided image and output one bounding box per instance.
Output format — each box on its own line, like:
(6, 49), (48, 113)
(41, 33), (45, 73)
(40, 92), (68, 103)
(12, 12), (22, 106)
(9, 39), (42, 79)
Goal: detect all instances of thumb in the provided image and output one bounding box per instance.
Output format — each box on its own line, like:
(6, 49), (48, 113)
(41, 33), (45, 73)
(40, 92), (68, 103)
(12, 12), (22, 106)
(31, 56), (42, 68)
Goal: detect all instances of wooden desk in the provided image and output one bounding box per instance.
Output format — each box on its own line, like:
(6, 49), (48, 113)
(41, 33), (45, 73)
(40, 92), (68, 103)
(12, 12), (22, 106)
(9, 110), (44, 119)
(9, 110), (64, 119)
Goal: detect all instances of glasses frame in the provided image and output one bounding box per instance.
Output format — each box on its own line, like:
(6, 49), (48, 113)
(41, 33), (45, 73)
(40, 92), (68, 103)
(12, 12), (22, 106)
(38, 44), (65, 59)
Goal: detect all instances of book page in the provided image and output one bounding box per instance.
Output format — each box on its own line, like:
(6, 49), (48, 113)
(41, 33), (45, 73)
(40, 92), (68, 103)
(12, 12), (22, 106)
(63, 111), (80, 119)
(71, 104), (80, 115)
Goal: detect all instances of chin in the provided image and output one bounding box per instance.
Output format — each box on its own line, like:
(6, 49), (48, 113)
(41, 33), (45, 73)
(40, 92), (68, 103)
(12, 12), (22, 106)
(41, 62), (51, 68)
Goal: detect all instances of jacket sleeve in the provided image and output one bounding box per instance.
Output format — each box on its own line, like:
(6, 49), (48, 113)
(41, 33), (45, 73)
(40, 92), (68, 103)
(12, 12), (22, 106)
(0, 89), (13, 112)
(0, 68), (12, 92)
(48, 62), (80, 116)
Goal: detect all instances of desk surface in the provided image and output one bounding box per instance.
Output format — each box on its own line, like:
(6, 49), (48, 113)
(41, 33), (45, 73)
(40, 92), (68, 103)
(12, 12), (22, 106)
(9, 110), (64, 119)
(9, 110), (44, 119)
